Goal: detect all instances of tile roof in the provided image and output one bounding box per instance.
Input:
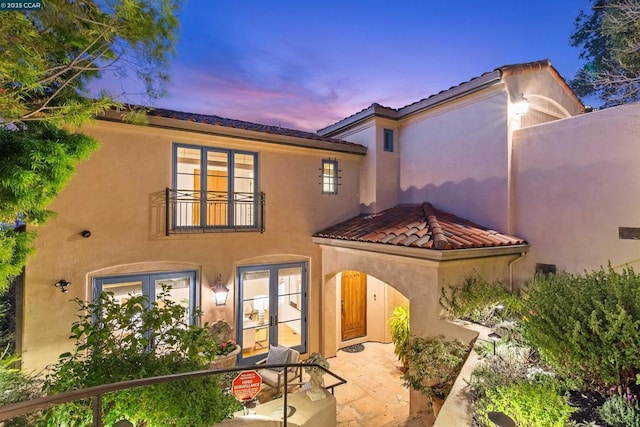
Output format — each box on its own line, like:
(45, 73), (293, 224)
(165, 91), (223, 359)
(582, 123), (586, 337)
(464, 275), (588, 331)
(317, 59), (583, 136)
(313, 203), (526, 250)
(146, 107), (361, 147)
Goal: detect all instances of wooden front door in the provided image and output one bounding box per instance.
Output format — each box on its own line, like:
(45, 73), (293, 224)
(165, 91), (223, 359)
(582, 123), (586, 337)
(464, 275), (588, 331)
(341, 270), (367, 341)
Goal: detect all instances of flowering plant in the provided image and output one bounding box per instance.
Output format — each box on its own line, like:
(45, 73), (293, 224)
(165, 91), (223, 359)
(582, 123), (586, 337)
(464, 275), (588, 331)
(215, 339), (238, 356)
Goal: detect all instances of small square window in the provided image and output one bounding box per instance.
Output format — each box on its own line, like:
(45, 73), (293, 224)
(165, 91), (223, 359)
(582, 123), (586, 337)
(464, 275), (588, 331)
(383, 129), (394, 152)
(321, 159), (338, 195)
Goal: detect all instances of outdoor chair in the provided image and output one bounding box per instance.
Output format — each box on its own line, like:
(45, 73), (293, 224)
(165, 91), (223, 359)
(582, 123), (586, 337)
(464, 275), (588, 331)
(256, 345), (302, 396)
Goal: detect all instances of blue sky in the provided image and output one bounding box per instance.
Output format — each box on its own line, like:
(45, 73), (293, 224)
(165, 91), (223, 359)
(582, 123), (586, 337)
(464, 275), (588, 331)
(105, 0), (591, 131)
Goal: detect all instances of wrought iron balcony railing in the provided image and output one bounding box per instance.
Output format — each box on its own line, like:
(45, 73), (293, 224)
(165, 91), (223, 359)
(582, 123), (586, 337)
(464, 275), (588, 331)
(165, 188), (265, 235)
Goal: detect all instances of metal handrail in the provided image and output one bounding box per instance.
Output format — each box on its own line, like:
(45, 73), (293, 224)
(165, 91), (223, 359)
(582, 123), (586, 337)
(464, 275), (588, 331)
(0, 362), (347, 427)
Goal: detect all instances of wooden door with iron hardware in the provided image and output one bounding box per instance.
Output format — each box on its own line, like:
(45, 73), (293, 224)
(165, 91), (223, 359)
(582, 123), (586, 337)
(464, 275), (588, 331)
(341, 270), (367, 341)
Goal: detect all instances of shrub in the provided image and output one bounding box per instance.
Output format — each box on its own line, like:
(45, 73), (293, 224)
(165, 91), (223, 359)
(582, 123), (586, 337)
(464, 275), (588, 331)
(522, 265), (640, 387)
(41, 287), (241, 426)
(0, 348), (42, 426)
(475, 378), (575, 427)
(0, 124), (99, 293)
(403, 335), (469, 400)
(389, 305), (410, 366)
(599, 394), (640, 427)
(469, 343), (535, 398)
(440, 275), (523, 326)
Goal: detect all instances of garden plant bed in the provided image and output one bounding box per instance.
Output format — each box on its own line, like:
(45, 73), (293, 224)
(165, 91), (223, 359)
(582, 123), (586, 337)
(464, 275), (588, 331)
(439, 269), (640, 427)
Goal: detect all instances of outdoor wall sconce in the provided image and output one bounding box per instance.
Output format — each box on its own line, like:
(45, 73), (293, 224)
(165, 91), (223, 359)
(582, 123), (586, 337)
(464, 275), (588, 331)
(488, 332), (501, 356)
(55, 279), (71, 293)
(512, 94), (529, 116)
(81, 230), (92, 238)
(211, 274), (229, 306)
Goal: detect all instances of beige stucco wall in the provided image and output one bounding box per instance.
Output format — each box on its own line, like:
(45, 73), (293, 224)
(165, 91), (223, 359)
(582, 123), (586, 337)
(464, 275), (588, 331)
(513, 103), (640, 282)
(21, 120), (364, 372)
(398, 87), (511, 232)
(328, 118), (400, 214)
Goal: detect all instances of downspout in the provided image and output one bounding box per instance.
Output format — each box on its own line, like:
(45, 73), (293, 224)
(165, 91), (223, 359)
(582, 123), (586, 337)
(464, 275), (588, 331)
(508, 252), (526, 292)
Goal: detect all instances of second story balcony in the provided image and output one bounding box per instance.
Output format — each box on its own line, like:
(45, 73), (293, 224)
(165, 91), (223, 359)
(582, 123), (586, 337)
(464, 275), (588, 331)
(165, 188), (265, 235)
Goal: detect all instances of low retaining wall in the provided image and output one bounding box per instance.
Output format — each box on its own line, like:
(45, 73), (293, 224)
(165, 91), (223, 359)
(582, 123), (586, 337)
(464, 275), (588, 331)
(434, 321), (492, 427)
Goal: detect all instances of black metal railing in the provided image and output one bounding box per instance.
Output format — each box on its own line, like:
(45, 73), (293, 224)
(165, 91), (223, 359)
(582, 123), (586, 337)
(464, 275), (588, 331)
(165, 188), (265, 235)
(0, 362), (346, 427)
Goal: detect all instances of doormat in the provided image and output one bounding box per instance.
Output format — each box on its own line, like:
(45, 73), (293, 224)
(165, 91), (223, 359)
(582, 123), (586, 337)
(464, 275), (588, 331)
(341, 343), (365, 353)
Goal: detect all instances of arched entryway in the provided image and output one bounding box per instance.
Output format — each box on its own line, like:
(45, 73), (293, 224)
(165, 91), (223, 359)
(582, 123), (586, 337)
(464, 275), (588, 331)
(333, 270), (409, 352)
(314, 242), (523, 417)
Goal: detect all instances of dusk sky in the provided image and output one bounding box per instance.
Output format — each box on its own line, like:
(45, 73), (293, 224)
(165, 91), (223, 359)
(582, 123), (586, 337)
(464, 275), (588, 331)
(104, 0), (592, 132)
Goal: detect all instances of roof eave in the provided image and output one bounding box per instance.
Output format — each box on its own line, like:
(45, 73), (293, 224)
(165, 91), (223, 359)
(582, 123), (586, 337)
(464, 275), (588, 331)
(317, 103), (398, 137)
(97, 111), (368, 155)
(318, 70), (503, 136)
(396, 70), (502, 118)
(311, 237), (529, 261)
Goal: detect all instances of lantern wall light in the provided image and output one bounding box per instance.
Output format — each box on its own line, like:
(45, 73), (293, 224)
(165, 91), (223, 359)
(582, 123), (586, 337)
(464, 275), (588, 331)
(211, 274), (229, 306)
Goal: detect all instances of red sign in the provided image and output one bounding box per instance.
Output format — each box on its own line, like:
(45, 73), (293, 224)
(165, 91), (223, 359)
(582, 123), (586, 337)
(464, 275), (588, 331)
(231, 370), (262, 401)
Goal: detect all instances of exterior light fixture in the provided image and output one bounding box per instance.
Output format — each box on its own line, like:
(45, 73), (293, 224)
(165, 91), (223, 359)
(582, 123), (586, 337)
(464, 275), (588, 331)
(211, 274), (229, 306)
(488, 411), (516, 427)
(488, 332), (501, 356)
(512, 94), (529, 116)
(55, 279), (71, 293)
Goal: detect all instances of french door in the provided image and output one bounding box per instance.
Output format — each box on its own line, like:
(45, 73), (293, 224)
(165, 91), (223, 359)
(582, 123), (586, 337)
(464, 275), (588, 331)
(93, 271), (198, 325)
(237, 262), (307, 364)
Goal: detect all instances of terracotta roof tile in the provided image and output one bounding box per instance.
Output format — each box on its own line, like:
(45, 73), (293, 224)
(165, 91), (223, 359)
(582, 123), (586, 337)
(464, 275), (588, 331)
(313, 203), (527, 251)
(139, 107), (364, 148)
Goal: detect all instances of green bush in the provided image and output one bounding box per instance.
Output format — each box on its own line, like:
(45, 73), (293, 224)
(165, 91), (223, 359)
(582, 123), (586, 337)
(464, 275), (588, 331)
(389, 305), (410, 366)
(469, 343), (535, 398)
(522, 265), (640, 387)
(0, 124), (98, 293)
(0, 348), (42, 426)
(403, 335), (469, 400)
(440, 275), (523, 326)
(599, 395), (640, 427)
(41, 288), (241, 426)
(475, 378), (575, 427)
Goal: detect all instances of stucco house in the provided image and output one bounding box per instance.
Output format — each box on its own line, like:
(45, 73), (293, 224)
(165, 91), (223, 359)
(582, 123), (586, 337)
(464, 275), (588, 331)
(17, 58), (640, 415)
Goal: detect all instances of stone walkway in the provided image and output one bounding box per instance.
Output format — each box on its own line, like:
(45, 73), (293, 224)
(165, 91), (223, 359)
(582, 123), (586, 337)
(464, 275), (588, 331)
(326, 342), (428, 427)
(256, 342), (429, 426)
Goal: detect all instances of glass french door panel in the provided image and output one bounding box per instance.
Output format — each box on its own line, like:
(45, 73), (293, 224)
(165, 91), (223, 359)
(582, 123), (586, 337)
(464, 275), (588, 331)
(102, 281), (144, 303)
(99, 281), (144, 339)
(233, 153), (255, 226)
(175, 147), (201, 227)
(277, 267), (302, 348)
(206, 151), (229, 226)
(154, 276), (192, 325)
(241, 269), (271, 358)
